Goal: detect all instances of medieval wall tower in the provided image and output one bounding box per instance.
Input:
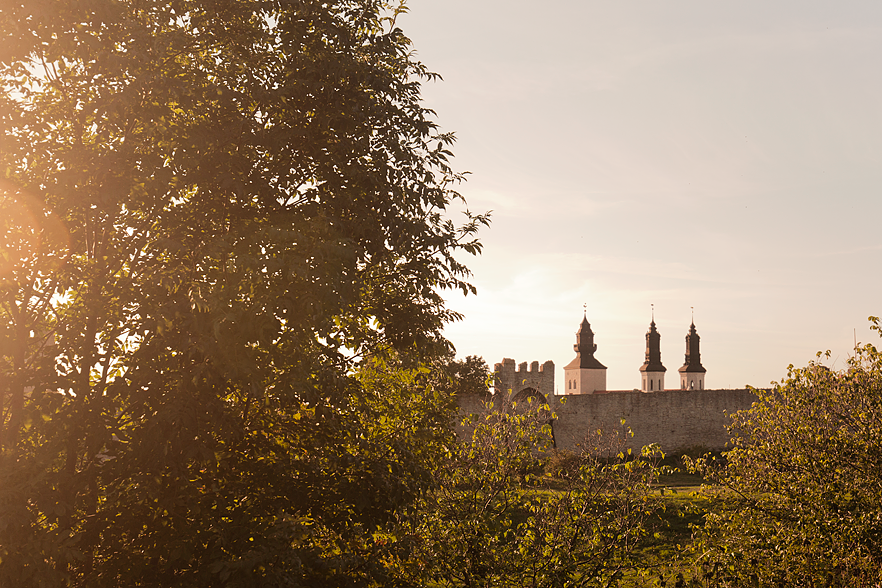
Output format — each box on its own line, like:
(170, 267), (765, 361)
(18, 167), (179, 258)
(493, 358), (555, 400)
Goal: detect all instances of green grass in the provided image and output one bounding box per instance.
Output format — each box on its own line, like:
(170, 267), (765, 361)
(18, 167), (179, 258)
(609, 488), (703, 586)
(623, 451), (730, 586)
(514, 480), (723, 586)
(501, 452), (734, 586)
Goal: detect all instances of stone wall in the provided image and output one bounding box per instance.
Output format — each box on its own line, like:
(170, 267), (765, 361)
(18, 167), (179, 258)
(458, 388), (757, 453)
(457, 358), (759, 453)
(550, 388), (758, 453)
(455, 392), (490, 438)
(493, 357), (555, 398)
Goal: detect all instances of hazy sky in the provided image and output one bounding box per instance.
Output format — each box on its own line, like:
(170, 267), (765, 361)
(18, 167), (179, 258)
(401, 1), (882, 391)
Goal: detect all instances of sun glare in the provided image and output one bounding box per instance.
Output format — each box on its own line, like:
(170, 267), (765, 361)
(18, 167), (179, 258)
(0, 185), (70, 280)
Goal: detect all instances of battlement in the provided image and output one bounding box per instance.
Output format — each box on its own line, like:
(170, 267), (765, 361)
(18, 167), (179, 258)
(494, 357), (555, 399)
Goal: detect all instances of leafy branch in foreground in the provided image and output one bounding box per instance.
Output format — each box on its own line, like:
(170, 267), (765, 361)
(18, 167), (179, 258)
(683, 317), (882, 587)
(0, 1), (487, 586)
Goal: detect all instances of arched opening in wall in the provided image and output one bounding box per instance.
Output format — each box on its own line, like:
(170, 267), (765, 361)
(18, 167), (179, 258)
(507, 387), (552, 423)
(510, 387), (548, 407)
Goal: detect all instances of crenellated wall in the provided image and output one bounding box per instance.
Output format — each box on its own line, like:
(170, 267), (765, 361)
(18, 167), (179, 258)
(493, 357), (555, 398)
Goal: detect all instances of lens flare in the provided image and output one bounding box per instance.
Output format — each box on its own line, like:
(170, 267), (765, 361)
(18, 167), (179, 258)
(0, 182), (70, 280)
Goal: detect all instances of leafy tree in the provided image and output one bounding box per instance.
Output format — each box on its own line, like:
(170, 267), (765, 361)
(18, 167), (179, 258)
(435, 353), (492, 397)
(0, 0), (487, 585)
(399, 395), (666, 588)
(685, 318), (882, 587)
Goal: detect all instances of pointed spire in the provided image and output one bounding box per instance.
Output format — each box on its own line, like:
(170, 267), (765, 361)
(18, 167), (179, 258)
(640, 305), (666, 374)
(570, 310), (606, 369)
(679, 317), (706, 374)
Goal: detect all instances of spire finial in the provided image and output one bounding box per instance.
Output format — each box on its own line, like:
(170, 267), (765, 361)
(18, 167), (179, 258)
(583, 302), (586, 317)
(691, 306), (694, 325)
(651, 303), (655, 323)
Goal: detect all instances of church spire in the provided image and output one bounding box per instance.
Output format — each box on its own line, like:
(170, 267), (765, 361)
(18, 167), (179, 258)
(573, 312), (605, 369)
(563, 309), (608, 394)
(640, 318), (665, 372)
(678, 316), (707, 390)
(639, 305), (666, 391)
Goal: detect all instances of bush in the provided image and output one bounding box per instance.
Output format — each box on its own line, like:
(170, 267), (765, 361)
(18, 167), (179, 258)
(686, 318), (882, 587)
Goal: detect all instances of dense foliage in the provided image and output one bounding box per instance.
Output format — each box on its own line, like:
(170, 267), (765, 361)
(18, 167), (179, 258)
(8, 1), (882, 587)
(684, 319), (882, 587)
(0, 1), (487, 585)
(401, 396), (666, 588)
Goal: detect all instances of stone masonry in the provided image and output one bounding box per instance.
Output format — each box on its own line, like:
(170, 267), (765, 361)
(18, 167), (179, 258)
(493, 358), (555, 399)
(549, 386), (757, 453)
(456, 357), (759, 453)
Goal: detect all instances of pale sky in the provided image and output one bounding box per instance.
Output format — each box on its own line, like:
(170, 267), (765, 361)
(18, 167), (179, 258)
(402, 1), (882, 391)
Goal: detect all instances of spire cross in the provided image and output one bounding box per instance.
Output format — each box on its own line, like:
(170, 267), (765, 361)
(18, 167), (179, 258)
(651, 303), (654, 322)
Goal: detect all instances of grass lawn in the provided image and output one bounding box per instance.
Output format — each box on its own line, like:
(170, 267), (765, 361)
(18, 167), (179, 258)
(623, 453), (729, 586)
(507, 450), (733, 585)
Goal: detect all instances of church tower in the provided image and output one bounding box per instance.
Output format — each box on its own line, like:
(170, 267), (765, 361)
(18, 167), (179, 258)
(563, 313), (607, 394)
(639, 309), (666, 392)
(678, 321), (706, 390)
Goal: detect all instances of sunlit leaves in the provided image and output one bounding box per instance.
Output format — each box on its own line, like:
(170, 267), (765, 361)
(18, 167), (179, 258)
(400, 394), (665, 588)
(688, 318), (882, 586)
(0, 0), (485, 585)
